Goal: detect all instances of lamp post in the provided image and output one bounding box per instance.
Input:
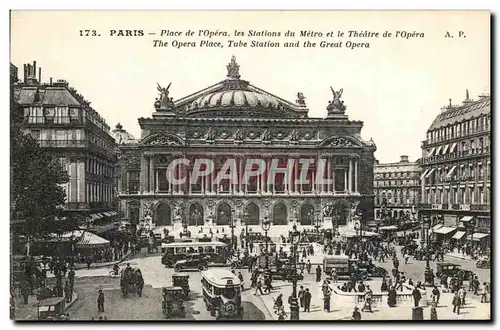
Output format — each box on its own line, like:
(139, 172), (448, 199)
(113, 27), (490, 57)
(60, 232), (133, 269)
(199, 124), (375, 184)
(423, 216), (434, 286)
(244, 212), (249, 249)
(261, 217), (271, 270)
(231, 209), (236, 254)
(315, 209), (321, 232)
(354, 221), (360, 240)
(289, 228), (300, 320)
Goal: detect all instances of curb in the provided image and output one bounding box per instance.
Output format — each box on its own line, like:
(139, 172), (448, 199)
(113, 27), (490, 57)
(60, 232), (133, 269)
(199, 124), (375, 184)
(73, 252), (133, 270)
(445, 254), (472, 261)
(65, 293), (78, 311)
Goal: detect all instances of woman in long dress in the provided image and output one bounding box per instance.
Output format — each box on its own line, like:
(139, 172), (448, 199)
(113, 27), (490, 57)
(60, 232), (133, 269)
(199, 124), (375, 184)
(388, 286), (397, 307)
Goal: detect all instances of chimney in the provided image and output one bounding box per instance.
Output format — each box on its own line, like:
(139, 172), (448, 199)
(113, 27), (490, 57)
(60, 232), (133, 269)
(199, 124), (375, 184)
(400, 155), (409, 163)
(50, 77), (53, 85)
(23, 64), (27, 83)
(39, 67), (42, 84)
(374, 159), (380, 165)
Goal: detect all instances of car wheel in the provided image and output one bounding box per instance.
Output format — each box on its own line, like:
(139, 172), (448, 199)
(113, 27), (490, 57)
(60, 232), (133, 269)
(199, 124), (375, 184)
(231, 262), (238, 269)
(199, 264), (207, 271)
(174, 265), (182, 272)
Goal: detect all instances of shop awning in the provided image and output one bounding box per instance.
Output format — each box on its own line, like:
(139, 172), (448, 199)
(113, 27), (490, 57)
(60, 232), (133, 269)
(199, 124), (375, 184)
(435, 146), (443, 155)
(442, 144), (450, 154)
(77, 231), (110, 248)
(460, 216), (474, 222)
(89, 213), (104, 220)
(379, 225), (398, 231)
(449, 142), (457, 153)
(452, 231), (466, 240)
(471, 233), (489, 241)
(420, 169), (429, 179)
(446, 165), (457, 178)
(428, 147), (436, 157)
(108, 211), (118, 216)
(433, 226), (456, 235)
(425, 168), (436, 178)
(432, 224), (443, 231)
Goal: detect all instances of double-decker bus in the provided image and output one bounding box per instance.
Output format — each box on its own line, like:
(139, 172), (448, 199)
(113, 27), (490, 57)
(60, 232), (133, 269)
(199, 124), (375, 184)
(201, 269), (243, 319)
(161, 241), (229, 267)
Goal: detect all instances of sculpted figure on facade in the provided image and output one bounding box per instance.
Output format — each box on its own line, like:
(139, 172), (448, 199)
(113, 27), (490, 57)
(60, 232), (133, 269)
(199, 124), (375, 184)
(143, 200), (154, 218)
(148, 134), (180, 146)
(327, 136), (358, 148)
(296, 92), (306, 105)
(156, 82), (174, 109)
(234, 128), (244, 141)
(206, 127), (215, 141)
(289, 129), (299, 143)
(327, 87), (346, 113)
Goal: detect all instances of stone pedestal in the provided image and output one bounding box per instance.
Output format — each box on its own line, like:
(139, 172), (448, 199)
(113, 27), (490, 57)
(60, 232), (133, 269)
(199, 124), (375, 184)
(323, 217), (333, 230)
(412, 307), (423, 320)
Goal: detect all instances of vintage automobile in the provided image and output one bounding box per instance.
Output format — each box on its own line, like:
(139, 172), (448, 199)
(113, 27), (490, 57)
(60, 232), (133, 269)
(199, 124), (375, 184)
(201, 269), (243, 319)
(174, 254), (210, 272)
(162, 287), (186, 318)
(356, 261), (388, 278)
(162, 235), (176, 244)
(276, 263), (304, 281)
(436, 262), (473, 280)
(476, 256), (490, 269)
(230, 254), (253, 269)
(38, 297), (68, 320)
(172, 273), (190, 299)
(323, 256), (368, 280)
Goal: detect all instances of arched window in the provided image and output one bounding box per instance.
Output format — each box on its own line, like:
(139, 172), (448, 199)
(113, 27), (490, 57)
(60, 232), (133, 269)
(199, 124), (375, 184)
(273, 202), (287, 225)
(155, 203), (171, 226)
(189, 203), (204, 226)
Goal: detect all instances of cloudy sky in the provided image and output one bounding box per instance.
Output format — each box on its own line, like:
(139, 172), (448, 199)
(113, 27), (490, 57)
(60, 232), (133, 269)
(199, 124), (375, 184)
(10, 10), (490, 163)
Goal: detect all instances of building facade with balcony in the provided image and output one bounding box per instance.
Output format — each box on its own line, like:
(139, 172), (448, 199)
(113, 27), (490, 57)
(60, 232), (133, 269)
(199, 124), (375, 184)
(116, 57), (377, 231)
(373, 155), (421, 226)
(418, 91), (491, 248)
(13, 61), (118, 227)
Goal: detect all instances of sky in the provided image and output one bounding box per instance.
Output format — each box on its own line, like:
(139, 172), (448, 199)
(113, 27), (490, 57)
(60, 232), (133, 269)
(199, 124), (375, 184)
(10, 10), (490, 163)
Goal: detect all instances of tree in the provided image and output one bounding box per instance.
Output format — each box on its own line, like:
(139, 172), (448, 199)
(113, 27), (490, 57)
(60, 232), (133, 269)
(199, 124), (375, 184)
(10, 75), (79, 244)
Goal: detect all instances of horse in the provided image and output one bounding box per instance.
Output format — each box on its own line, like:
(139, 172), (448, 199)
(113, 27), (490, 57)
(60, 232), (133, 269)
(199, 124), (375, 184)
(120, 268), (144, 298)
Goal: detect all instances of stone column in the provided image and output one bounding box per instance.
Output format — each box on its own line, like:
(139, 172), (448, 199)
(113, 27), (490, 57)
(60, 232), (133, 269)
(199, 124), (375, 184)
(331, 160), (336, 194)
(354, 157), (359, 193)
(344, 169), (348, 192)
(126, 171), (130, 193)
(155, 170), (159, 192)
(140, 154), (147, 193)
(349, 157), (354, 193)
(149, 155), (155, 193)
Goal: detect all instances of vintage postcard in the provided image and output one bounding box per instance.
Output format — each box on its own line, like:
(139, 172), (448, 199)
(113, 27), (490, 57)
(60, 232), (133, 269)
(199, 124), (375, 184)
(9, 10), (491, 321)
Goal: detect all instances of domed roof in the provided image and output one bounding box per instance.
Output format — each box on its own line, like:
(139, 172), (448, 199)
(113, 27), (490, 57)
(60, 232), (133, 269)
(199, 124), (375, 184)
(160, 56), (309, 119)
(188, 87), (281, 111)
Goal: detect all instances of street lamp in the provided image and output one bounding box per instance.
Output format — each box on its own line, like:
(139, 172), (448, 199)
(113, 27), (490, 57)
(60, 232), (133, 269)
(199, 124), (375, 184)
(289, 228), (301, 320)
(230, 209), (236, 254)
(244, 212), (249, 249)
(354, 221), (360, 239)
(423, 216), (434, 286)
(315, 209), (321, 232)
(261, 217), (271, 269)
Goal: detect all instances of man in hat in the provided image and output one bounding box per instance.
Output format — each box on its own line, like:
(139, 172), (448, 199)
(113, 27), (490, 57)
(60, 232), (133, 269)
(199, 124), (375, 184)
(97, 289), (105, 312)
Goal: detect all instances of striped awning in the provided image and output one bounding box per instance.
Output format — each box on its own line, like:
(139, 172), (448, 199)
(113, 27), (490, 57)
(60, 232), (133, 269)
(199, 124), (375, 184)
(77, 231), (110, 247)
(449, 142), (457, 153)
(421, 169), (429, 179)
(452, 231), (466, 240)
(442, 144), (450, 154)
(446, 165), (457, 178)
(425, 168), (436, 178)
(428, 147), (436, 157)
(379, 225), (398, 231)
(435, 146), (443, 155)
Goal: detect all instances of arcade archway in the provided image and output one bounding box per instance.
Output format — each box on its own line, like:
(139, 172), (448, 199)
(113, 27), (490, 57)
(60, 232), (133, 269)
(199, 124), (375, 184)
(300, 203), (315, 225)
(273, 202), (287, 225)
(216, 202), (232, 225)
(245, 202), (260, 225)
(189, 203), (204, 226)
(155, 202), (172, 226)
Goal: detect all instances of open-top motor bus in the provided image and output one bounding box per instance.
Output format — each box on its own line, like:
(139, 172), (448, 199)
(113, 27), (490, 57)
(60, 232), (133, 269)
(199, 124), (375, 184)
(161, 241), (229, 267)
(201, 268), (243, 319)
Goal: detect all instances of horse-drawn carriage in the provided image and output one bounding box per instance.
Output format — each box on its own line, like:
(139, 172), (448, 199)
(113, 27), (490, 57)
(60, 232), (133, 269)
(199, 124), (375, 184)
(120, 267), (144, 298)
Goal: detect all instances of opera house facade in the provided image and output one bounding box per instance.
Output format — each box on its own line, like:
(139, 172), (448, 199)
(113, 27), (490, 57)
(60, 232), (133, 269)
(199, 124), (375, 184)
(114, 57), (377, 231)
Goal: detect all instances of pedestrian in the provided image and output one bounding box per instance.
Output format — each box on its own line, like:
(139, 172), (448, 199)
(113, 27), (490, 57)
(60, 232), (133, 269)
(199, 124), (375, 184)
(303, 288), (311, 312)
(480, 282), (487, 303)
(306, 260), (312, 274)
(458, 286), (466, 306)
(21, 284), (29, 305)
(68, 268), (75, 293)
(315, 265), (322, 282)
(10, 293), (15, 319)
(323, 288), (331, 312)
(432, 285), (440, 305)
(430, 303), (438, 320)
(298, 286), (305, 308)
(363, 286), (373, 312)
(254, 277), (264, 296)
(331, 268), (338, 283)
(412, 287), (421, 307)
(381, 277), (388, 292)
(352, 306), (362, 320)
(64, 281), (72, 303)
(238, 272), (244, 290)
(97, 289), (105, 312)
(387, 286), (397, 307)
(452, 292), (461, 314)
(357, 281), (366, 293)
(86, 256), (92, 270)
